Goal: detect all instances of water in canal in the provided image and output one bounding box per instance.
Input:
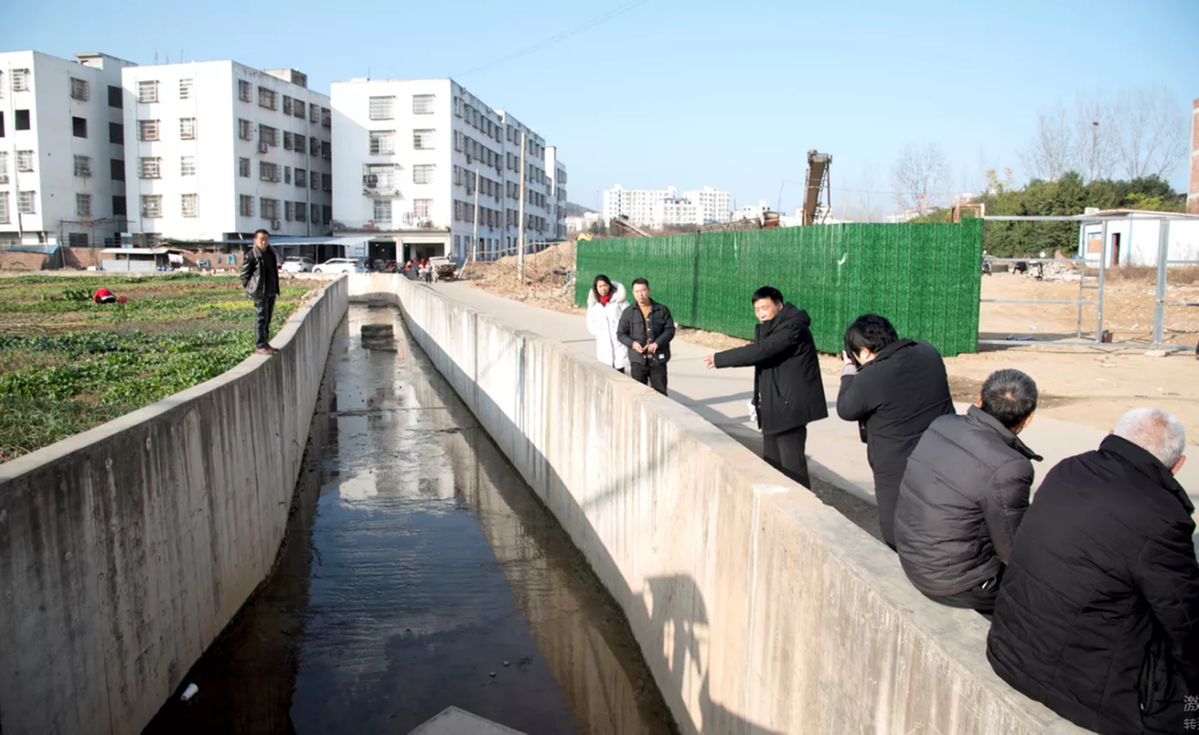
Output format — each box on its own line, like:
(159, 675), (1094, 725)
(145, 304), (675, 735)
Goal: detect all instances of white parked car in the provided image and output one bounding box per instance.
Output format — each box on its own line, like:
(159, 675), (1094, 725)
(313, 258), (367, 274)
(281, 256), (315, 273)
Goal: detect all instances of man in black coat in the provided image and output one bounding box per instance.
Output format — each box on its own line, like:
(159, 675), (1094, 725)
(239, 229), (282, 355)
(616, 278), (675, 396)
(987, 408), (1199, 734)
(703, 286), (828, 488)
(836, 314), (954, 549)
(894, 369), (1041, 614)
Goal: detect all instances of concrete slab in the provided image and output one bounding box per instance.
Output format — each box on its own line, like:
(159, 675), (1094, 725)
(431, 282), (1199, 511)
(408, 707), (526, 735)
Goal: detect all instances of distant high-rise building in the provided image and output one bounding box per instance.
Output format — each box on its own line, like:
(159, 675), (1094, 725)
(602, 184), (731, 229)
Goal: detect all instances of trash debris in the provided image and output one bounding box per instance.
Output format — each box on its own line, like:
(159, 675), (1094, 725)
(181, 683), (199, 701)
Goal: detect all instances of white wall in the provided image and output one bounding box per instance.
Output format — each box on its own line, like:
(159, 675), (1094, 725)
(0, 50), (133, 246)
(1079, 218), (1199, 267)
(123, 61), (332, 241)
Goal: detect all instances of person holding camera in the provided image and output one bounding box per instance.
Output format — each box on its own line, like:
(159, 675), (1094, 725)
(836, 314), (954, 549)
(703, 287), (827, 488)
(616, 278), (675, 395)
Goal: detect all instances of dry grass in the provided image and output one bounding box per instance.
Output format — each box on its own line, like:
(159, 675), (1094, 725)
(460, 242), (579, 309)
(1105, 265), (1199, 285)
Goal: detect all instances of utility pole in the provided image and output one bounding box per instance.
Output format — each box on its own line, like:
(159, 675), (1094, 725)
(517, 131), (527, 282)
(472, 167), (480, 263)
(1090, 120), (1099, 182)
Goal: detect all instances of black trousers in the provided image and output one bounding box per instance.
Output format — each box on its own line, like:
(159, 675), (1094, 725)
(254, 296), (276, 349)
(629, 361), (668, 396)
(763, 425), (810, 488)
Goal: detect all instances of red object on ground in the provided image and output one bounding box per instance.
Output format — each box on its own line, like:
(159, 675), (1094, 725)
(93, 288), (116, 304)
(117, 296), (128, 304)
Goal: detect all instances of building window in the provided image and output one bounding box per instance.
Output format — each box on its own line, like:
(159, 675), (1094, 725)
(180, 118), (196, 139)
(310, 205), (319, 224)
(69, 117), (87, 138)
(239, 157), (250, 177)
(322, 173), (332, 192)
(296, 202), (306, 221)
(239, 80), (252, 102)
(284, 131), (294, 151)
(109, 122), (123, 144)
(138, 81), (158, 103)
(0, 152), (8, 183)
(284, 201), (294, 221)
(258, 87), (277, 110)
(141, 194), (162, 218)
(413, 129), (434, 150)
(16, 150), (34, 172)
(373, 200), (392, 224)
(181, 156), (196, 176)
(321, 107), (331, 128)
(370, 131), (395, 155)
(321, 141), (330, 160)
(138, 119), (159, 141)
(294, 133), (306, 153)
(240, 194), (254, 217)
(369, 96), (395, 120)
(11, 69), (31, 92)
(323, 205), (332, 224)
(365, 163), (396, 189)
(17, 191), (36, 214)
(76, 193), (92, 217)
(296, 168), (306, 187)
(0, 193), (8, 224)
(111, 158), (124, 182)
(414, 199), (431, 218)
(292, 99), (305, 119)
(309, 137), (320, 156)
(179, 194), (197, 218)
(16, 110), (31, 130)
(310, 104), (320, 123)
(139, 157), (161, 178)
(0, 111), (5, 137)
(282, 96), (294, 116)
(70, 77), (89, 101)
(284, 165), (291, 184)
(74, 155), (91, 177)
(260, 197), (279, 220)
(179, 78), (193, 100)
(311, 171), (319, 190)
(238, 118), (253, 140)
(260, 125), (278, 147)
(413, 164), (434, 184)
(260, 161), (279, 182)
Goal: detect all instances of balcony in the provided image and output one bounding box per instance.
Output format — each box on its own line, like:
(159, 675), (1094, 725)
(362, 164), (401, 198)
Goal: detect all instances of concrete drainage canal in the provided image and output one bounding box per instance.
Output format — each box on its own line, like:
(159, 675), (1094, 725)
(145, 303), (676, 735)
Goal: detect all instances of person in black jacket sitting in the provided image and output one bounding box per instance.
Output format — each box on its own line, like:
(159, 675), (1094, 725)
(894, 369), (1041, 614)
(616, 278), (675, 396)
(836, 314), (954, 549)
(987, 408), (1198, 735)
(703, 286), (828, 488)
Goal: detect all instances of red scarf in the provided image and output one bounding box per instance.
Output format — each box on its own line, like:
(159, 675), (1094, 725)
(598, 292), (612, 306)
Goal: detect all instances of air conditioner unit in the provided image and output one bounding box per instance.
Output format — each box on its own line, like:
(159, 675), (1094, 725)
(271, 220), (281, 230)
(364, 174), (378, 187)
(258, 142), (269, 153)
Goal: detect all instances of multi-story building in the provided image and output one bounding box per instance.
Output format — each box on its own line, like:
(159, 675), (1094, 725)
(603, 184), (731, 229)
(330, 78), (562, 264)
(121, 62), (333, 243)
(545, 146), (568, 241)
(684, 186), (731, 224)
(0, 51), (136, 247)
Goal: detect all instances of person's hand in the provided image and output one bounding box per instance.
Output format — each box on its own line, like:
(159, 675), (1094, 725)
(646, 342), (658, 355)
(703, 354), (716, 369)
(633, 342), (645, 354)
(841, 350), (853, 365)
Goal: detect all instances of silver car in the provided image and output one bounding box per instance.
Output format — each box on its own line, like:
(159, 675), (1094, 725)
(312, 258), (367, 274)
(281, 256), (315, 273)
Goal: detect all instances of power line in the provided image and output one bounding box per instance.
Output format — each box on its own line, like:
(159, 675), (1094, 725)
(453, 0), (652, 78)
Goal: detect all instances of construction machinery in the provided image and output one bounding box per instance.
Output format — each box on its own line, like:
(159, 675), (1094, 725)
(802, 150), (832, 226)
(611, 215), (652, 238)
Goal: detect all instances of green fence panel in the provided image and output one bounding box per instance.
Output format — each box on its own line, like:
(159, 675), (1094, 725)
(575, 220), (982, 356)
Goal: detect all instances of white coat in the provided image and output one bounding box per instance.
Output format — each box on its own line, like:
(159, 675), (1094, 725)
(586, 281), (630, 370)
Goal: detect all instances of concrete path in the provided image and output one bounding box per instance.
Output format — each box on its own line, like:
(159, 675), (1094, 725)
(431, 283), (1199, 537)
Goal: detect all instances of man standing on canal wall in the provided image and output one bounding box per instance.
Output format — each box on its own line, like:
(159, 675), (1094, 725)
(241, 229), (281, 355)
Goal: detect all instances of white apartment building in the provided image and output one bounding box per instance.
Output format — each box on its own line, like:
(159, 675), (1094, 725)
(0, 51), (136, 247)
(121, 62), (333, 243)
(684, 186), (731, 224)
(330, 78), (561, 264)
(603, 184), (731, 229)
(545, 145), (568, 241)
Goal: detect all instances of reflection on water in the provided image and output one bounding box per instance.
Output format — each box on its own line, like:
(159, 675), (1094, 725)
(144, 305), (675, 735)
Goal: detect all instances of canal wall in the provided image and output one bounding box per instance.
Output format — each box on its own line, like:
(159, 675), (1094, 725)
(0, 277), (348, 735)
(351, 275), (1081, 735)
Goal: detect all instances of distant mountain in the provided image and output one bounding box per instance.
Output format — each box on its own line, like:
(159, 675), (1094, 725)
(564, 202), (596, 217)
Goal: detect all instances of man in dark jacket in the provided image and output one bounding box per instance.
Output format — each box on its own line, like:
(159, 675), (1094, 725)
(894, 369), (1041, 613)
(987, 408), (1198, 734)
(240, 229), (282, 355)
(616, 278), (675, 396)
(703, 286), (828, 488)
(836, 314), (954, 549)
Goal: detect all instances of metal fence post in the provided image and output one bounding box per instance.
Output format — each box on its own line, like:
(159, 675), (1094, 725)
(1095, 221), (1108, 343)
(1152, 219), (1170, 347)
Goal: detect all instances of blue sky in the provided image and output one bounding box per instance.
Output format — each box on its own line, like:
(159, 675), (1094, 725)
(4, 0), (1196, 216)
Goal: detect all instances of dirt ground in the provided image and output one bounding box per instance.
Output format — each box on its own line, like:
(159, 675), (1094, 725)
(462, 246), (1199, 434)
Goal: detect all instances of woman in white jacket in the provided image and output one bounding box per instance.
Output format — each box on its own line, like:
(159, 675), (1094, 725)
(586, 274), (630, 372)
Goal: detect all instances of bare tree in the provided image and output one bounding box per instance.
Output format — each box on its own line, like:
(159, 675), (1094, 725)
(892, 143), (948, 212)
(1114, 86), (1189, 180)
(1073, 92), (1118, 181)
(1022, 104), (1075, 181)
